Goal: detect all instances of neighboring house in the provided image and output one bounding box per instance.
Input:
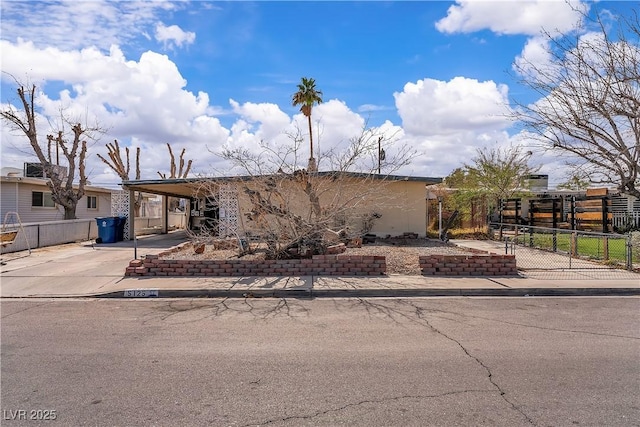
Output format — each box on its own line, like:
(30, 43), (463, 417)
(0, 171), (112, 224)
(121, 172), (443, 240)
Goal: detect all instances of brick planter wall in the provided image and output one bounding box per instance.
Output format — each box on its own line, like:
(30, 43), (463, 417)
(125, 254), (386, 277)
(419, 254), (517, 276)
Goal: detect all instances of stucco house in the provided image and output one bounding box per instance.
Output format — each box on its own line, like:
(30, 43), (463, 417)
(121, 172), (442, 240)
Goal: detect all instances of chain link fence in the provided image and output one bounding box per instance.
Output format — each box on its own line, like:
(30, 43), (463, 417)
(490, 223), (638, 271)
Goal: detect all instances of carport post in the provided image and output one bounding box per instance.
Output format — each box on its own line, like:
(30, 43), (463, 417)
(162, 195), (168, 234)
(438, 197), (443, 240)
(128, 189), (136, 240)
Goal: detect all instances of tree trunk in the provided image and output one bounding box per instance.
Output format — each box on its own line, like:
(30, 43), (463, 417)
(307, 114), (314, 159)
(64, 205), (77, 220)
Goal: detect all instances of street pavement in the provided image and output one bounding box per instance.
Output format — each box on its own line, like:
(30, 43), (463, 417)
(0, 231), (638, 298)
(3, 297), (638, 426)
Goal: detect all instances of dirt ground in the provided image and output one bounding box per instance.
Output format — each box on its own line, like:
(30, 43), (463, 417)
(162, 238), (474, 275)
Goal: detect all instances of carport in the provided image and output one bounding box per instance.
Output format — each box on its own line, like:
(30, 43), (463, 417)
(121, 177), (212, 240)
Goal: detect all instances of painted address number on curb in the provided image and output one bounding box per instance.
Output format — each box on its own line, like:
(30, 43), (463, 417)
(123, 289), (159, 298)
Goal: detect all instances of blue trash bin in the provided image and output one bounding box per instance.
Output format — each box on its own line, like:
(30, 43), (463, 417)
(115, 216), (127, 242)
(96, 217), (118, 243)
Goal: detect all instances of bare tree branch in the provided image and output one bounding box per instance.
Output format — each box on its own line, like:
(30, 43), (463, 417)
(1, 83), (101, 219)
(206, 125), (416, 258)
(511, 8), (640, 198)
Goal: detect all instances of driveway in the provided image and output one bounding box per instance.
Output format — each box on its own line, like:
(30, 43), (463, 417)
(0, 231), (190, 297)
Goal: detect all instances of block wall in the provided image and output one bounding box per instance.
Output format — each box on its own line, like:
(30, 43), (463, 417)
(125, 254), (386, 277)
(419, 254), (517, 276)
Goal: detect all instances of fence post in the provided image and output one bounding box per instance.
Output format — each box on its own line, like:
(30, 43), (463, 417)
(627, 233), (633, 271)
(570, 196), (576, 230)
(553, 229), (557, 252)
(601, 197), (608, 233)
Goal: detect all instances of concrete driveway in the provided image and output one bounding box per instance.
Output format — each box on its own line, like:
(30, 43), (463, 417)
(0, 231), (190, 297)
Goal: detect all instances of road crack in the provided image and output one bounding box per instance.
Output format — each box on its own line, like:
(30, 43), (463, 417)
(248, 389), (493, 426)
(1, 301), (53, 319)
(412, 305), (537, 426)
(427, 307), (640, 340)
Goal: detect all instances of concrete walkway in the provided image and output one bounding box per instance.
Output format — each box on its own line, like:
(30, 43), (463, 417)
(1, 232), (638, 298)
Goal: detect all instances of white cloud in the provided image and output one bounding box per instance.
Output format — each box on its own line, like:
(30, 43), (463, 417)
(0, 0), (178, 51)
(436, 0), (587, 36)
(155, 23), (196, 50)
(313, 100), (366, 147)
(229, 99), (291, 141)
(388, 77), (521, 177)
(0, 39), (230, 184)
(394, 77), (511, 136)
(0, 34), (527, 185)
(513, 36), (555, 79)
(1, 37), (389, 181)
(1, 25), (542, 187)
(357, 104), (388, 113)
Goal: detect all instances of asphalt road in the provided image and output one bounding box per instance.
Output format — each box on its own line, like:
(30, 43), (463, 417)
(1, 297), (639, 427)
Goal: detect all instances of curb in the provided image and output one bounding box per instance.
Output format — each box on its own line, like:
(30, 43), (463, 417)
(4, 287), (634, 299)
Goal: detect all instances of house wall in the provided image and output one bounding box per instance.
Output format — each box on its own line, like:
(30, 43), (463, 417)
(367, 180), (426, 237)
(0, 179), (111, 223)
(229, 177), (427, 238)
(76, 190), (112, 219)
(0, 180), (19, 222)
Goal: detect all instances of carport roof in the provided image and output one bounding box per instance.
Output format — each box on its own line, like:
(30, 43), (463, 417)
(122, 172), (443, 199)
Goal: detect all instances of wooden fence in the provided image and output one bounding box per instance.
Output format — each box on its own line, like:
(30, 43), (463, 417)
(499, 194), (614, 233)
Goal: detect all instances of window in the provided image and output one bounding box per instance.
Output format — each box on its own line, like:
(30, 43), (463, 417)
(87, 195), (98, 210)
(32, 191), (55, 208)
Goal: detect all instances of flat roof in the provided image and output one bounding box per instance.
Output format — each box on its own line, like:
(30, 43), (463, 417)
(122, 172), (443, 198)
(1, 175), (114, 193)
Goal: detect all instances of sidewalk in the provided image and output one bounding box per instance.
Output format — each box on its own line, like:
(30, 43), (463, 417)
(1, 232), (638, 299)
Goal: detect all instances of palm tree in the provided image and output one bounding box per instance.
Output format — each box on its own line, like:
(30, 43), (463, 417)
(292, 77), (323, 172)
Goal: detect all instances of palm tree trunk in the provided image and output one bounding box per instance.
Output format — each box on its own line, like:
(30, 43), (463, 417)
(306, 114), (317, 172)
(307, 114), (314, 160)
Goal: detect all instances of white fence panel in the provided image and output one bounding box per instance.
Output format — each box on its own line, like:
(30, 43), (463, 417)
(1, 219), (98, 254)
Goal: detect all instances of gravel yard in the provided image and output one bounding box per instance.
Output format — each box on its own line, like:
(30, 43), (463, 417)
(162, 238), (475, 275)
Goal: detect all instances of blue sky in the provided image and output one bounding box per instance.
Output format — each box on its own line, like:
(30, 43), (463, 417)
(0, 1), (634, 187)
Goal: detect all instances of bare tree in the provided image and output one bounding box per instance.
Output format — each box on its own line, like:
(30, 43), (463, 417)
(1, 84), (100, 219)
(97, 139), (143, 215)
(157, 143), (193, 212)
(512, 8), (640, 198)
(201, 125), (418, 259)
(157, 143), (192, 179)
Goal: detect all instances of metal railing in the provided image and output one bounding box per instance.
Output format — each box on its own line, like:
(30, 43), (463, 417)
(490, 223), (637, 271)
